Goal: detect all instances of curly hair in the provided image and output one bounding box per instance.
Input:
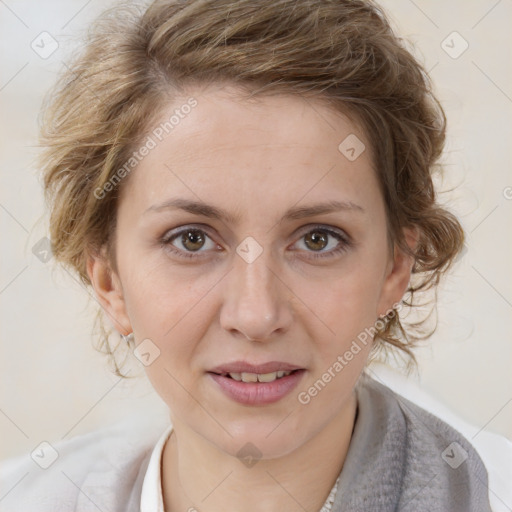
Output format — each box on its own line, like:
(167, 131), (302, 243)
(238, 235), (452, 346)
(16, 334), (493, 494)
(38, 0), (464, 377)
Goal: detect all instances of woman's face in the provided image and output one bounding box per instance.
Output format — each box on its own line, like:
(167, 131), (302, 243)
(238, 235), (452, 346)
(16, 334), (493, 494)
(89, 85), (413, 458)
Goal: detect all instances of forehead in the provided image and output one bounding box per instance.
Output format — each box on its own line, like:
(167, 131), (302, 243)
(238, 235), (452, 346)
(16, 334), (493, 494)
(151, 86), (370, 162)
(121, 85), (381, 219)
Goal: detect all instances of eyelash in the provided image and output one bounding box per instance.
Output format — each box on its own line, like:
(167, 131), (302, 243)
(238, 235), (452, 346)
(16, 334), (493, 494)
(160, 224), (352, 261)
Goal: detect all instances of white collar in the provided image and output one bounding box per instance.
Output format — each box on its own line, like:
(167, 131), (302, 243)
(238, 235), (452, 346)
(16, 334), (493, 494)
(140, 424), (174, 512)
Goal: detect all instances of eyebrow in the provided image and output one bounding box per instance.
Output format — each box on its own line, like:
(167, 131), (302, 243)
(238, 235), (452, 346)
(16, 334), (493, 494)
(144, 198), (365, 224)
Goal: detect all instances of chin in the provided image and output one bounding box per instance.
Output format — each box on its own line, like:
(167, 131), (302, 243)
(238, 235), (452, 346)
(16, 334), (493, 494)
(199, 416), (311, 461)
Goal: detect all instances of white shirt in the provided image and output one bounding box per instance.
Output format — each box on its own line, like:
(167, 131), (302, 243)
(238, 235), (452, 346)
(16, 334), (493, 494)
(140, 424), (173, 512)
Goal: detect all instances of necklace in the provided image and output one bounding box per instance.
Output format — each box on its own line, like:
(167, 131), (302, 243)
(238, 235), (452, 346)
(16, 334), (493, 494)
(319, 475), (340, 512)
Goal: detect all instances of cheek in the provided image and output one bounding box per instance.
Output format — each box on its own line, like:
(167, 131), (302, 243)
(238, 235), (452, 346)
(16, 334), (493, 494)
(121, 253), (198, 328)
(294, 269), (381, 399)
(301, 259), (386, 342)
(119, 262), (214, 414)
(119, 256), (221, 361)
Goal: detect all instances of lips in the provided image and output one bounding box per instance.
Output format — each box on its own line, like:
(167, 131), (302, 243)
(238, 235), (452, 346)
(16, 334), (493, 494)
(207, 360), (306, 405)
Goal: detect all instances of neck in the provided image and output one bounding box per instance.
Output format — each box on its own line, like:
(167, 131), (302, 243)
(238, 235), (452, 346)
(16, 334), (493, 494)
(161, 391), (357, 512)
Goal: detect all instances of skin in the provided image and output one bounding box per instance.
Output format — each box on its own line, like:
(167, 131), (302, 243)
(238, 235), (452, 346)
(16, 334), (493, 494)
(88, 84), (416, 512)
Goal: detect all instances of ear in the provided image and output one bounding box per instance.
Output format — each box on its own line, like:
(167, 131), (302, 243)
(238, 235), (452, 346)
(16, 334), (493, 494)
(376, 226), (419, 317)
(86, 250), (132, 336)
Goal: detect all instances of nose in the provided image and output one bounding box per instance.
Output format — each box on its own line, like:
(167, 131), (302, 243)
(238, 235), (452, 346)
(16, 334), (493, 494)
(219, 248), (293, 342)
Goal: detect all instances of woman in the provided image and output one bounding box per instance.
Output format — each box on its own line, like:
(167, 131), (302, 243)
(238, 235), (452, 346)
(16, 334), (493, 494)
(0, 0), (503, 510)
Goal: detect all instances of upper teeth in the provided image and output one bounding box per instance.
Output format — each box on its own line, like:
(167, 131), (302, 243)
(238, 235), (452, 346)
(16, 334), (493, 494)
(228, 371), (293, 383)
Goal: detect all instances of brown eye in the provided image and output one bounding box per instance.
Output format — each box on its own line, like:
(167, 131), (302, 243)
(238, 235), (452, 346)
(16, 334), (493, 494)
(180, 229), (206, 252)
(162, 226), (219, 259)
(303, 230), (329, 251)
(293, 226), (352, 260)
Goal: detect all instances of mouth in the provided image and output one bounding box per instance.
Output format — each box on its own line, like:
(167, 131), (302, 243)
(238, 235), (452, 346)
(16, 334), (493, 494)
(207, 363), (306, 405)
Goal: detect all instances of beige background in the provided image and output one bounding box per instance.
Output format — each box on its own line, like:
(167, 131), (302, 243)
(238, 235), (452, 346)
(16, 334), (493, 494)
(1, 0), (511, 461)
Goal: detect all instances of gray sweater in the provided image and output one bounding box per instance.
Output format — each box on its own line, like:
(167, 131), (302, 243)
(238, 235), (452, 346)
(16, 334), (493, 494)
(0, 374), (492, 511)
(332, 373), (492, 511)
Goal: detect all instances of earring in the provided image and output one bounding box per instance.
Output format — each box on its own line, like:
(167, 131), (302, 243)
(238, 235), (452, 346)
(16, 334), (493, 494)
(121, 332), (135, 344)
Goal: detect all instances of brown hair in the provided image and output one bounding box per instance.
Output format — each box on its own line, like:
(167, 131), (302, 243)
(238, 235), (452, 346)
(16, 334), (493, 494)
(39, 0), (464, 376)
